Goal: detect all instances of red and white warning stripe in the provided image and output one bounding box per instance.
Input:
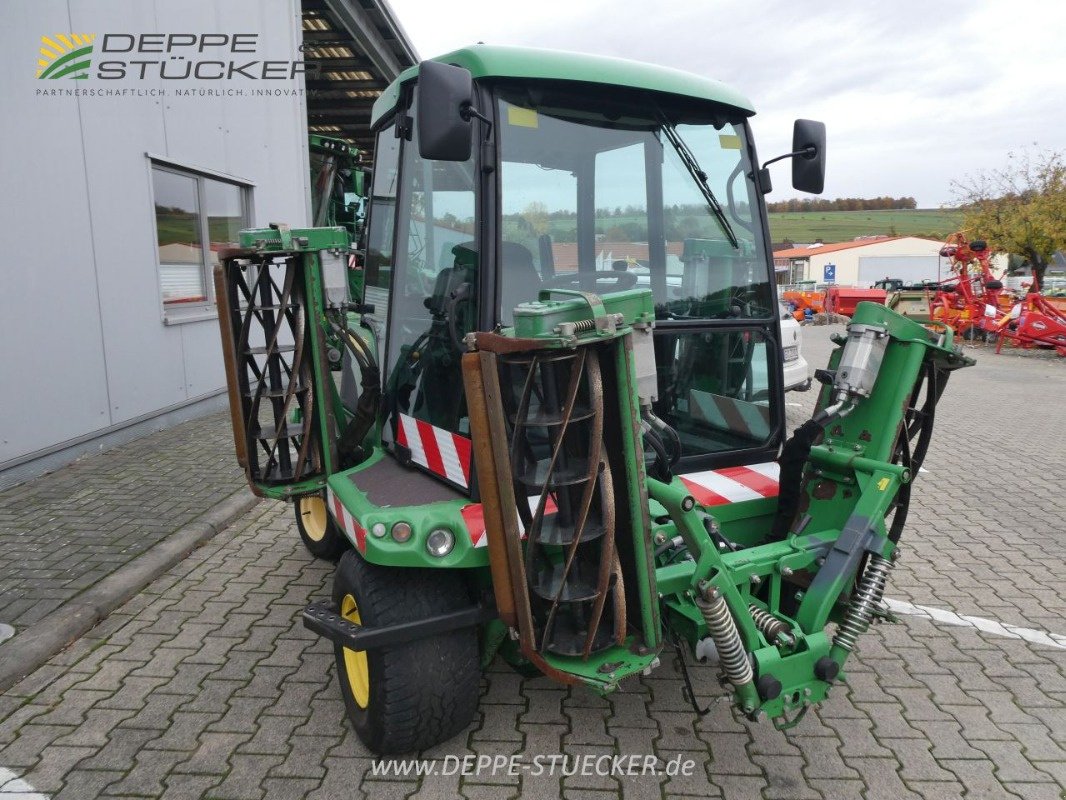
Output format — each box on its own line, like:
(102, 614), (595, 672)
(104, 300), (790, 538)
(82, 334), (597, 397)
(326, 486), (366, 552)
(679, 462), (779, 507)
(462, 495), (559, 549)
(459, 463), (779, 548)
(395, 413), (473, 489)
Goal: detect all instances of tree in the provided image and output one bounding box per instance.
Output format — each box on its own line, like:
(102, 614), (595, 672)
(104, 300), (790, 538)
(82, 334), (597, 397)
(521, 201), (550, 237)
(952, 148), (1066, 288)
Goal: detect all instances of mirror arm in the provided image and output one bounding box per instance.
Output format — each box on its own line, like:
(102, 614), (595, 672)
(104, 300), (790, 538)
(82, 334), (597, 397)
(461, 102), (495, 146)
(461, 101), (497, 173)
(460, 102), (491, 127)
(760, 146), (817, 171)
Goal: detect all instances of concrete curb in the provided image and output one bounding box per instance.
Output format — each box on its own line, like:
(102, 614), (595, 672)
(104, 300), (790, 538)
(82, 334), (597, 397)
(0, 488), (260, 694)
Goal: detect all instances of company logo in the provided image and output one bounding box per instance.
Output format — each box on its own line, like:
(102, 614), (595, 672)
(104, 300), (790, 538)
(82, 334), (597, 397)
(36, 33), (315, 81)
(37, 34), (96, 80)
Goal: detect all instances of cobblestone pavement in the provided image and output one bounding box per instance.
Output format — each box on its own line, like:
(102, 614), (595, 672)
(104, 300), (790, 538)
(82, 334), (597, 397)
(0, 327), (1063, 799)
(0, 412), (245, 631)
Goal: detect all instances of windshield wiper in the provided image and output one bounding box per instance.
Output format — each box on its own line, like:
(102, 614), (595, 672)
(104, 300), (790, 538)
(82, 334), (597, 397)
(658, 116), (739, 249)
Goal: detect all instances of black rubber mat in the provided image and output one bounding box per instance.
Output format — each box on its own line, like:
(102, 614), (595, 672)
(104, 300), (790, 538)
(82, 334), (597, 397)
(349, 456), (465, 506)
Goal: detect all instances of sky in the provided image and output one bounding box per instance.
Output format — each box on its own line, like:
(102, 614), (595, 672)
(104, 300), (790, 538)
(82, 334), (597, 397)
(394, 0), (1066, 208)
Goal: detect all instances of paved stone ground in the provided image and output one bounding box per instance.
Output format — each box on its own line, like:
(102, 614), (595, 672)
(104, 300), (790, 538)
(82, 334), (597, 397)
(0, 412), (245, 631)
(0, 327), (1063, 799)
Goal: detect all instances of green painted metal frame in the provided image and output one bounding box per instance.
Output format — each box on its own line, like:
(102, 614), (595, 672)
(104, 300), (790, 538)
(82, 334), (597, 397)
(647, 301), (972, 721)
(324, 451), (490, 570)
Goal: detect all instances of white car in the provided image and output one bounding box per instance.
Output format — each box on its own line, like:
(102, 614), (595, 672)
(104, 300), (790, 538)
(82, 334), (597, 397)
(779, 301), (811, 392)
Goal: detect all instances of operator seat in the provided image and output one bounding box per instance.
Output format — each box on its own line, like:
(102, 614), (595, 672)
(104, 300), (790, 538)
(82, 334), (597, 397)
(499, 241), (541, 325)
(452, 240), (542, 326)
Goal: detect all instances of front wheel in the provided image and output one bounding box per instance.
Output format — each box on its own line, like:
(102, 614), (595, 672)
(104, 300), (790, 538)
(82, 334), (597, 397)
(294, 493), (348, 562)
(331, 550), (479, 754)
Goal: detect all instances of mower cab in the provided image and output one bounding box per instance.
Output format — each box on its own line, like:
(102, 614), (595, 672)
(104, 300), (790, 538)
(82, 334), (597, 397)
(214, 45), (972, 754)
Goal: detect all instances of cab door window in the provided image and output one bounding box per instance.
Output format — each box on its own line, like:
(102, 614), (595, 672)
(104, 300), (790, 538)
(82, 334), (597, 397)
(384, 89), (478, 437)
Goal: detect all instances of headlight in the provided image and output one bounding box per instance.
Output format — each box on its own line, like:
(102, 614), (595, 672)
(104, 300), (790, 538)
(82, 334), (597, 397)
(391, 522), (413, 543)
(370, 522), (387, 538)
(426, 528), (455, 558)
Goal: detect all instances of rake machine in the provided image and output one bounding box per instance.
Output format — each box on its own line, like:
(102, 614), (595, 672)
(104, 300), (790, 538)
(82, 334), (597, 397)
(930, 233), (1011, 338)
(214, 46), (973, 755)
(992, 272), (1066, 356)
(932, 235), (1066, 354)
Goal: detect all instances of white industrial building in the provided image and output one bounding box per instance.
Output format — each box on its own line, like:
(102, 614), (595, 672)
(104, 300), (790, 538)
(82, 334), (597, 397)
(774, 236), (949, 286)
(0, 0), (416, 487)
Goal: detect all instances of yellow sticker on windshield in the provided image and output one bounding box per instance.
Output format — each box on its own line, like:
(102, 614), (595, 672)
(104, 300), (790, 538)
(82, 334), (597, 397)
(507, 105), (539, 128)
(719, 134), (741, 149)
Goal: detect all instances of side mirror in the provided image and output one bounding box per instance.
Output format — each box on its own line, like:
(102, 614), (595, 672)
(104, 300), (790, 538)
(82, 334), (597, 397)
(791, 119), (826, 194)
(416, 60), (474, 162)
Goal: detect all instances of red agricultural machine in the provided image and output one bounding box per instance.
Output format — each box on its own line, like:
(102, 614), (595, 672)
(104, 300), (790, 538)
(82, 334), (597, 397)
(928, 233), (1010, 338)
(780, 288), (825, 321)
(991, 274), (1066, 356)
(824, 286), (887, 318)
(927, 233), (1066, 355)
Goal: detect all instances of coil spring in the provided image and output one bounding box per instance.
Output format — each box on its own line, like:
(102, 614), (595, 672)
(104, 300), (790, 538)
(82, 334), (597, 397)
(833, 554), (893, 652)
(748, 605), (794, 646)
(697, 592), (754, 688)
(568, 313), (624, 334)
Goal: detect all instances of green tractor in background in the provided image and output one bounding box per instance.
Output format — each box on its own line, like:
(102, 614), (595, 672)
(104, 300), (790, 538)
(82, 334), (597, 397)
(215, 46), (972, 755)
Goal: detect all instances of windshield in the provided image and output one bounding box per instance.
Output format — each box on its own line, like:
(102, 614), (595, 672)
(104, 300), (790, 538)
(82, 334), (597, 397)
(494, 85), (774, 325)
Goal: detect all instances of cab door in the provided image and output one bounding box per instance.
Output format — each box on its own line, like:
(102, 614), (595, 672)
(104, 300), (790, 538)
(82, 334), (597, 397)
(362, 87), (481, 492)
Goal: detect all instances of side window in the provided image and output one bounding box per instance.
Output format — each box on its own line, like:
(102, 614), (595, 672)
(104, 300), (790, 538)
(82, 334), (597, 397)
(385, 90), (477, 436)
(151, 163), (250, 323)
(653, 330), (773, 456)
(363, 123), (401, 362)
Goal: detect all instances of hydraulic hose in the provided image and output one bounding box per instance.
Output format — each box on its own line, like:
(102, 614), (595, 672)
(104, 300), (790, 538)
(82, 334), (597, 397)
(645, 408), (682, 467)
(641, 407), (682, 482)
(770, 401), (854, 539)
(328, 316), (381, 465)
(642, 422), (673, 482)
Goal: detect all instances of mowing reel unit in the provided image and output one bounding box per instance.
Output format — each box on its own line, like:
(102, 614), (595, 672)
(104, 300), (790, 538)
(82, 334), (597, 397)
(216, 250), (322, 486)
(500, 346), (625, 658)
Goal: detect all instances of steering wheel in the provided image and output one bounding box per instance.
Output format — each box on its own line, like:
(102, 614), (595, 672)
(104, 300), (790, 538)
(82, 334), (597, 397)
(542, 270), (639, 293)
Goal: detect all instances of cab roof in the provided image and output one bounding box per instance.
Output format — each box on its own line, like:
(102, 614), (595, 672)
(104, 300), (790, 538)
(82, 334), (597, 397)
(370, 44), (755, 128)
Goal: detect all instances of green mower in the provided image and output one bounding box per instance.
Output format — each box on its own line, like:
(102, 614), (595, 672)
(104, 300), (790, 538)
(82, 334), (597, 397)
(214, 45), (972, 754)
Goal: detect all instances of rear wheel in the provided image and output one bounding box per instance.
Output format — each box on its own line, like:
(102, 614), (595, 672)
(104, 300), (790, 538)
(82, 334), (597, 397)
(331, 550), (479, 754)
(294, 494), (348, 561)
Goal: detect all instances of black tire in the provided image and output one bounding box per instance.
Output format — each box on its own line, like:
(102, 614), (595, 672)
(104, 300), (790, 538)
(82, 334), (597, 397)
(331, 550), (479, 754)
(294, 494), (348, 562)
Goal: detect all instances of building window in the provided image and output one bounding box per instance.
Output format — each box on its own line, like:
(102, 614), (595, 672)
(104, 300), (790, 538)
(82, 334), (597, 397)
(151, 162), (250, 321)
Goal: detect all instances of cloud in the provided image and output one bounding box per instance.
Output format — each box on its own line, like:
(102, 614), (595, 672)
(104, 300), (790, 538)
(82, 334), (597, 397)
(399, 0), (1066, 206)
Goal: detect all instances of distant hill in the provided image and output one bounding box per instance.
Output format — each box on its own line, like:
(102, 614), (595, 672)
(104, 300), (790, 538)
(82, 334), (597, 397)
(769, 209), (963, 244)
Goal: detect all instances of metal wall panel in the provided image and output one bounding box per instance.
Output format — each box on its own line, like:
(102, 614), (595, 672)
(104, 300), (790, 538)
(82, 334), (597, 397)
(0, 1), (112, 464)
(2, 0), (310, 471)
(70, 0), (184, 425)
